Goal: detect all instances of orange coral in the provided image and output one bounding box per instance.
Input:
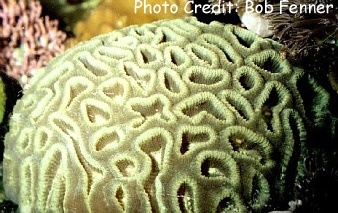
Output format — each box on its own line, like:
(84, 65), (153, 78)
(71, 0), (191, 45)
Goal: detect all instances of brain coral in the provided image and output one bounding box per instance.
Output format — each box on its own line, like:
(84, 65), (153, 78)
(4, 17), (308, 212)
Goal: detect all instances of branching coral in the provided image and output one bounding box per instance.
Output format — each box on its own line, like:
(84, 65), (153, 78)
(0, 0), (67, 89)
(3, 17), (323, 212)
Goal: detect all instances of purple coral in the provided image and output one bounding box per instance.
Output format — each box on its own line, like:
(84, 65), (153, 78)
(0, 0), (67, 88)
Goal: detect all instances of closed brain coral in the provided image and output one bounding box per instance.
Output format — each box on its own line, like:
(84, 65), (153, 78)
(4, 17), (309, 212)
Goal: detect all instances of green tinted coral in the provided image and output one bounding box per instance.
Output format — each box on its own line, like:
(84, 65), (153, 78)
(4, 17), (310, 212)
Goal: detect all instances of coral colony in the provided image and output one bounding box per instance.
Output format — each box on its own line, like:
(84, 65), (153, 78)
(1, 1), (337, 212)
(0, 0), (67, 89)
(4, 16), (320, 212)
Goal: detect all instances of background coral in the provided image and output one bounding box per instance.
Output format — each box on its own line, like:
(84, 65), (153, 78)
(3, 17), (321, 212)
(0, 0), (67, 88)
(70, 0), (191, 44)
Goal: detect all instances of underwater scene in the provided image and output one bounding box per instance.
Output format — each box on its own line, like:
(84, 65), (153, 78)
(0, 0), (338, 212)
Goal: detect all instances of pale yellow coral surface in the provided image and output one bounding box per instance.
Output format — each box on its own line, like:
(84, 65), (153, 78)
(72, 0), (191, 44)
(4, 17), (307, 212)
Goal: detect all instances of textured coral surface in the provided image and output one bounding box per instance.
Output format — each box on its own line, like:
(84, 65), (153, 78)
(4, 17), (307, 212)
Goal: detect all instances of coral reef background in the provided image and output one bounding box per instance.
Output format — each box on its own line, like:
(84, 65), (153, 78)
(65, 0), (191, 45)
(0, 0), (67, 89)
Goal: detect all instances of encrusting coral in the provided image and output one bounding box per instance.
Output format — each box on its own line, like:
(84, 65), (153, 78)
(3, 16), (320, 212)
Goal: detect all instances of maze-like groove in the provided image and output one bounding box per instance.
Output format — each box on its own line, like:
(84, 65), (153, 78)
(4, 17), (307, 213)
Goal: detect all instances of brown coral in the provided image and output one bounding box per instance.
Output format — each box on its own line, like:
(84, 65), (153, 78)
(0, 0), (67, 88)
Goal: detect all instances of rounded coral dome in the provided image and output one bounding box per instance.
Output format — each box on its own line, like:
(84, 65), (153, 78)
(4, 17), (308, 212)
